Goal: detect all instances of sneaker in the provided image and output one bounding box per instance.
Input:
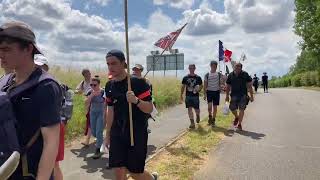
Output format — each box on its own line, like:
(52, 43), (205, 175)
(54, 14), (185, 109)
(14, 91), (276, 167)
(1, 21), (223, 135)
(237, 123), (242, 131)
(92, 148), (102, 159)
(233, 117), (239, 127)
(151, 172), (159, 180)
(189, 124), (196, 129)
(196, 115), (200, 123)
(208, 116), (213, 125)
(211, 118), (216, 127)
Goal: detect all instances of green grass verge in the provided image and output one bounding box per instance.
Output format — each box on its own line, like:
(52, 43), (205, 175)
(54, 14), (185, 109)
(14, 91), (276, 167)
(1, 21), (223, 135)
(146, 109), (233, 180)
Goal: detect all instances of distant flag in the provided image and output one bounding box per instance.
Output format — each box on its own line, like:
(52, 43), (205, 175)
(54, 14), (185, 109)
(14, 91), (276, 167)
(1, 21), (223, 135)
(218, 40), (224, 61)
(226, 65), (230, 74)
(224, 49), (232, 62)
(241, 53), (247, 61)
(154, 23), (188, 51)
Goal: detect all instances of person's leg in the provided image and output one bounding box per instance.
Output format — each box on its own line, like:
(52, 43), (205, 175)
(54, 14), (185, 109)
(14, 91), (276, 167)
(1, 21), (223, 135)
(237, 96), (248, 130)
(266, 82), (269, 92)
(188, 107), (195, 128)
(211, 91), (220, 127)
(54, 162), (63, 180)
(194, 97), (200, 123)
(264, 83), (266, 93)
(114, 167), (127, 180)
(90, 111), (97, 138)
(130, 171), (155, 180)
(207, 91), (214, 125)
(229, 96), (239, 126)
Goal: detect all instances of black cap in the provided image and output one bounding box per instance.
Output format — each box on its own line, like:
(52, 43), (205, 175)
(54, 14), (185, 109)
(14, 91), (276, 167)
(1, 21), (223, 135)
(106, 49), (126, 62)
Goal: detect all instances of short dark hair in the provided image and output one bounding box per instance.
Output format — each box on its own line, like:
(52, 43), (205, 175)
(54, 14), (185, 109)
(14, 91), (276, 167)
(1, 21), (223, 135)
(92, 75), (101, 84)
(235, 62), (243, 68)
(82, 69), (90, 76)
(106, 49), (126, 62)
(0, 35), (36, 57)
(189, 64), (196, 68)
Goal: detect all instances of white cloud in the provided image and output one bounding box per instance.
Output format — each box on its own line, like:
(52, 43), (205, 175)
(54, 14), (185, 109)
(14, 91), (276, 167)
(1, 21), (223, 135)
(153, 0), (194, 9)
(0, 0), (300, 78)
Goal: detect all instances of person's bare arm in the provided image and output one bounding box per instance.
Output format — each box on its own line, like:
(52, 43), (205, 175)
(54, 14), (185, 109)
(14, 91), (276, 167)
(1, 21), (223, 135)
(36, 124), (60, 180)
(104, 106), (114, 147)
(225, 84), (231, 102)
(247, 82), (254, 102)
(127, 91), (153, 114)
(203, 80), (208, 100)
(180, 84), (185, 101)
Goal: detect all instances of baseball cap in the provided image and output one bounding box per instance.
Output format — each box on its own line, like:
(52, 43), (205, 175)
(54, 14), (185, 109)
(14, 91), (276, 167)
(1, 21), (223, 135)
(0, 21), (42, 54)
(210, 60), (218, 66)
(106, 49), (126, 62)
(34, 54), (48, 66)
(132, 64), (144, 71)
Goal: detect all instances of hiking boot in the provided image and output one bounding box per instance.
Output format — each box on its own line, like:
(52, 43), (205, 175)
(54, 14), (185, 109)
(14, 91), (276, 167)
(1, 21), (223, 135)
(208, 116), (213, 125)
(196, 115), (200, 123)
(189, 123), (196, 129)
(233, 117), (239, 127)
(151, 172), (159, 180)
(211, 118), (216, 127)
(92, 148), (102, 159)
(237, 123), (242, 131)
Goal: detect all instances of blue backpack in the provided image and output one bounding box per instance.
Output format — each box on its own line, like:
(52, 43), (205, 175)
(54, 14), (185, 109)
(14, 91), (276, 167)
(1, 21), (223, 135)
(0, 71), (58, 179)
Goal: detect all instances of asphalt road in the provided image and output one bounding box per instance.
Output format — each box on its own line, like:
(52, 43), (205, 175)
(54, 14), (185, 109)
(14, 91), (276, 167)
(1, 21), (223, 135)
(194, 89), (320, 180)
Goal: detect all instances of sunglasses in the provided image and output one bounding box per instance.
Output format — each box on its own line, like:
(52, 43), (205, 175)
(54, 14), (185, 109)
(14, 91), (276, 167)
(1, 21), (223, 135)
(90, 84), (98, 87)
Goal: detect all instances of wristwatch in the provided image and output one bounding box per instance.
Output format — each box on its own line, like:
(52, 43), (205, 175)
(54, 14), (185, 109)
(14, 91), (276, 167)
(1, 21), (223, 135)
(135, 98), (141, 105)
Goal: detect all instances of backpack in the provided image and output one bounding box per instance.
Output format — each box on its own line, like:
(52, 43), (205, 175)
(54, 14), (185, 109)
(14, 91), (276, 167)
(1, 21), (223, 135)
(0, 71), (59, 179)
(60, 84), (74, 123)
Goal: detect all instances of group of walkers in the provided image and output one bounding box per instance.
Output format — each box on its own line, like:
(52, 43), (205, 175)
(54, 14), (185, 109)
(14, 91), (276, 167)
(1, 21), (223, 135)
(180, 61), (255, 131)
(0, 20), (269, 180)
(0, 21), (158, 180)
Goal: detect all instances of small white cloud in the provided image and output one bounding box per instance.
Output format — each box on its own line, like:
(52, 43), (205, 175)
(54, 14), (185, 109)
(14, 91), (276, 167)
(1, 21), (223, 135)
(153, 0), (194, 9)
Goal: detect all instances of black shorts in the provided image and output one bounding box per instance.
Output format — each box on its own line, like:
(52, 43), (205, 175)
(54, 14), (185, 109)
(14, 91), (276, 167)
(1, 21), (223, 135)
(109, 129), (148, 174)
(206, 91), (220, 105)
(229, 95), (248, 111)
(185, 96), (200, 109)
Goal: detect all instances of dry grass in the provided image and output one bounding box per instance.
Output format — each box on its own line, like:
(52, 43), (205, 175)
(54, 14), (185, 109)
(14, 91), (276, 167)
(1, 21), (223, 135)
(146, 109), (233, 180)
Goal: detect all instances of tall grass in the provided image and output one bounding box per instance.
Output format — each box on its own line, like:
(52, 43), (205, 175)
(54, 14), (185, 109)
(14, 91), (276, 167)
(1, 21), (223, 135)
(1, 67), (181, 142)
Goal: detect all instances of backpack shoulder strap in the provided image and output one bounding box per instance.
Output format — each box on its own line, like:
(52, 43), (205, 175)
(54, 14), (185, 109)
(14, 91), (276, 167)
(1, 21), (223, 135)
(205, 73), (209, 82)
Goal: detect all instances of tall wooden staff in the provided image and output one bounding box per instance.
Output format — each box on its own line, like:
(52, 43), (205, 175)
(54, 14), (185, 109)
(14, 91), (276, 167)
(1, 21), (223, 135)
(124, 0), (134, 146)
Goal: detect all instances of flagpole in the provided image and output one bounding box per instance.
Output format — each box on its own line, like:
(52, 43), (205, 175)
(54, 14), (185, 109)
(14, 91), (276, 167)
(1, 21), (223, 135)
(124, 0), (134, 146)
(144, 47), (167, 78)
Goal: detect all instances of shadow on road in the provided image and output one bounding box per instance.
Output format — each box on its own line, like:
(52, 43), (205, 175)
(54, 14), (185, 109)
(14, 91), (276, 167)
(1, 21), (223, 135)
(69, 143), (158, 179)
(211, 126), (266, 140)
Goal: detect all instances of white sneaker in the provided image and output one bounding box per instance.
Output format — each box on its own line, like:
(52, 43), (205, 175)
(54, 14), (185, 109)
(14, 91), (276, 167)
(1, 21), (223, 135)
(152, 172), (158, 180)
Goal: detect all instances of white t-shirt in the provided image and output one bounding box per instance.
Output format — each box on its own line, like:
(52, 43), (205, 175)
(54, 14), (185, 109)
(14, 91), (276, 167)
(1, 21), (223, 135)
(205, 72), (220, 91)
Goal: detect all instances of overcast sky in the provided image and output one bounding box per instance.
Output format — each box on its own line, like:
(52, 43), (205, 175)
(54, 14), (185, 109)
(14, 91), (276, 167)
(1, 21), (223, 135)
(0, 0), (300, 78)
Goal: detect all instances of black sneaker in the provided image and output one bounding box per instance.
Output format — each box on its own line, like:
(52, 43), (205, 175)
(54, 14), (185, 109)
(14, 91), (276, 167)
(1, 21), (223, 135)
(152, 172), (159, 180)
(196, 115), (200, 123)
(237, 123), (242, 131)
(208, 116), (213, 125)
(211, 118), (216, 127)
(92, 148), (102, 159)
(233, 117), (239, 127)
(189, 123), (196, 129)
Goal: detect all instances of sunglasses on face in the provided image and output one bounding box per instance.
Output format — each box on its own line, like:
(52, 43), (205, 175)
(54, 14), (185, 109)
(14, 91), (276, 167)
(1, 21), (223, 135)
(90, 84), (98, 87)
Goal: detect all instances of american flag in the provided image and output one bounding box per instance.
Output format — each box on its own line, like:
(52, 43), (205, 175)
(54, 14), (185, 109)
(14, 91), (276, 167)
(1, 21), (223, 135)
(154, 23), (187, 51)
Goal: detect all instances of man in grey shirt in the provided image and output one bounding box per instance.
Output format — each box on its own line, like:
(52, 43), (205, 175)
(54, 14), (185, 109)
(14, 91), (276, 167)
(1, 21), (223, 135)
(204, 61), (222, 127)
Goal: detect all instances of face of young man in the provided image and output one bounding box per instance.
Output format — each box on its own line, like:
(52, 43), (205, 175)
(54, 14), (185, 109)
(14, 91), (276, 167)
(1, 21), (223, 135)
(106, 56), (126, 78)
(189, 65), (195, 74)
(211, 64), (217, 72)
(234, 64), (242, 74)
(83, 71), (91, 81)
(0, 41), (32, 70)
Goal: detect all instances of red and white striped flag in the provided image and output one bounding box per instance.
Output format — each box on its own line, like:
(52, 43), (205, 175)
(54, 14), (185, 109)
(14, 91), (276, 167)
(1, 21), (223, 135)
(154, 23), (187, 51)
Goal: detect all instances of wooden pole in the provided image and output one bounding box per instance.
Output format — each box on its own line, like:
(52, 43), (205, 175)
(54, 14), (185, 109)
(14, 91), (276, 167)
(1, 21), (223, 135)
(124, 0), (134, 146)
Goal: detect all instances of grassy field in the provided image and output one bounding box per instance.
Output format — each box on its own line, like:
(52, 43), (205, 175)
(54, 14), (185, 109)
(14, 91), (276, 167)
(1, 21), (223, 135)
(1, 67), (181, 142)
(146, 109), (233, 180)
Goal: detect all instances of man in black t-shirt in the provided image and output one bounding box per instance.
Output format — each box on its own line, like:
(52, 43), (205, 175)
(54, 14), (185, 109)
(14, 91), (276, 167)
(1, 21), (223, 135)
(253, 74), (259, 93)
(104, 50), (158, 180)
(181, 64), (203, 129)
(226, 63), (254, 131)
(0, 21), (62, 180)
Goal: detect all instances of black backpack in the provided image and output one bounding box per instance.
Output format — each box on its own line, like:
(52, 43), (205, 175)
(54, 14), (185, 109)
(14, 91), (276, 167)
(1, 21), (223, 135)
(0, 71), (58, 179)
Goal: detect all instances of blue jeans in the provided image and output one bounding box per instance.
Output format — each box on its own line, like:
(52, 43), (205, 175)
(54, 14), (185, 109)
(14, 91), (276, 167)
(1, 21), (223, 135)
(90, 110), (104, 148)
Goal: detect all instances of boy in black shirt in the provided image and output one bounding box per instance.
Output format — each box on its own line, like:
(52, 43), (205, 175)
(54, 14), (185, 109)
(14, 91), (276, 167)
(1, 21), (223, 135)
(181, 64), (203, 129)
(104, 50), (158, 180)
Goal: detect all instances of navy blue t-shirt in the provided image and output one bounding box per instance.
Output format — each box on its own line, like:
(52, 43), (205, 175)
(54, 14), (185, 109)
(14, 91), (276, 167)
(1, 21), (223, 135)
(105, 77), (152, 137)
(5, 68), (62, 179)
